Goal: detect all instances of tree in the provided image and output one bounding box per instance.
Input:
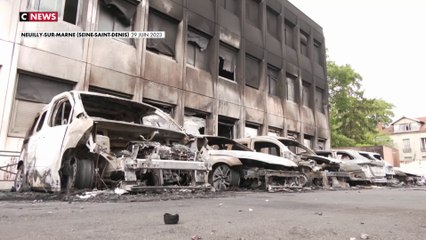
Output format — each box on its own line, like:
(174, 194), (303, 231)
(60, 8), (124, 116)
(327, 61), (394, 147)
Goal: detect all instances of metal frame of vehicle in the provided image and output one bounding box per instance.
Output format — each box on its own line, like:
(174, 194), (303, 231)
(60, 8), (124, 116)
(200, 136), (307, 191)
(317, 149), (387, 184)
(15, 91), (210, 193)
(237, 136), (368, 187)
(358, 151), (396, 179)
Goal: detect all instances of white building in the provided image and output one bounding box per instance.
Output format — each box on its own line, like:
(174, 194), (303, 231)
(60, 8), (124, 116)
(386, 116), (426, 175)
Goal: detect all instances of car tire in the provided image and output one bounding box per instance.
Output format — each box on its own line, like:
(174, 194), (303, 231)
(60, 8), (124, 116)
(13, 164), (26, 192)
(210, 164), (240, 191)
(74, 158), (95, 190)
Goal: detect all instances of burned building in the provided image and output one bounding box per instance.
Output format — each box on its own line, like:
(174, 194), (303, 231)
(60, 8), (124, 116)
(0, 0), (329, 178)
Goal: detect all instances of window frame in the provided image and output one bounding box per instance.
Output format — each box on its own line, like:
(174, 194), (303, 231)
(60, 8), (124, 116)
(27, 0), (81, 25)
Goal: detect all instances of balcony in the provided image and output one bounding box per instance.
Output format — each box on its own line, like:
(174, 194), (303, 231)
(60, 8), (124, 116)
(402, 148), (412, 153)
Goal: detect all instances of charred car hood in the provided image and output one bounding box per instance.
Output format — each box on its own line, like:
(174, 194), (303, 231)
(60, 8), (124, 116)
(92, 118), (188, 141)
(208, 150), (298, 168)
(301, 154), (341, 165)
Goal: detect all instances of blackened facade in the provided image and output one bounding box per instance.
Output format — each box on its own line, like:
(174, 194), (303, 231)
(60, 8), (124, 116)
(0, 0), (329, 160)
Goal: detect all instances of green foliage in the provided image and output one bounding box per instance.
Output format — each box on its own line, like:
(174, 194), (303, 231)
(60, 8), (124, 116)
(327, 61), (394, 147)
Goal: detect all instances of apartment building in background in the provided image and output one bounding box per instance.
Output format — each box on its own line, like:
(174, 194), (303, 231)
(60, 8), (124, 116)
(383, 116), (426, 175)
(0, 0), (329, 181)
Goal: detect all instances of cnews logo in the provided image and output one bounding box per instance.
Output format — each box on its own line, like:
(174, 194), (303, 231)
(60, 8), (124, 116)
(19, 12), (58, 22)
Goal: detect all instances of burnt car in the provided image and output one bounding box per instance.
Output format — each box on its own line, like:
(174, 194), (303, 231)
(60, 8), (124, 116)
(317, 149), (387, 184)
(199, 136), (307, 191)
(14, 91), (209, 193)
(237, 136), (367, 187)
(358, 151), (396, 180)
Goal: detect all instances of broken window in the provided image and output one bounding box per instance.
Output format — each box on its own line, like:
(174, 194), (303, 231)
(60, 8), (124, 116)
(98, 1), (135, 44)
(284, 20), (295, 49)
(219, 43), (238, 81)
(317, 140), (326, 150)
(219, 0), (238, 15)
(315, 87), (324, 112)
(304, 136), (312, 149)
(89, 86), (133, 99)
(146, 9), (179, 58)
(245, 123), (260, 137)
(143, 99), (175, 118)
(302, 82), (310, 107)
(245, 54), (260, 89)
(10, 73), (74, 136)
(266, 7), (279, 39)
(286, 74), (296, 102)
(314, 40), (323, 66)
(300, 31), (309, 57)
(184, 110), (207, 136)
(268, 127), (282, 136)
(35, 111), (47, 132)
(268, 65), (280, 97)
(218, 116), (236, 139)
(254, 141), (280, 156)
(51, 99), (72, 126)
(28, 0), (80, 25)
(187, 28), (210, 70)
(246, 0), (260, 28)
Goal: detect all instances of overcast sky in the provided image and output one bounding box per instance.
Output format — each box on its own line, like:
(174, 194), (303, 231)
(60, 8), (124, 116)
(290, 0), (426, 120)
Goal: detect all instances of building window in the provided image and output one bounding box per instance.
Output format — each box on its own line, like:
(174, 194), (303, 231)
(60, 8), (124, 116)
(395, 123), (420, 133)
(286, 74), (296, 102)
(402, 139), (411, 153)
(10, 73), (74, 136)
(245, 123), (260, 137)
(302, 82), (310, 107)
(246, 0), (260, 28)
(268, 65), (280, 97)
(146, 9), (179, 58)
(245, 54), (260, 89)
(184, 110), (207, 136)
(317, 140), (326, 150)
(28, 0), (80, 25)
(300, 31), (309, 57)
(314, 40), (323, 66)
(89, 86), (132, 99)
(98, 1), (135, 44)
(187, 28), (210, 70)
(143, 99), (175, 117)
(266, 7), (279, 39)
(421, 138), (426, 152)
(268, 127), (282, 136)
(218, 116), (235, 139)
(304, 136), (313, 149)
(219, 0), (238, 15)
(315, 87), (324, 112)
(219, 43), (238, 81)
(284, 20), (295, 49)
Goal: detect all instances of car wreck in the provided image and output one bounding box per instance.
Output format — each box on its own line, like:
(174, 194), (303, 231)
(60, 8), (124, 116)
(14, 91), (210, 193)
(237, 136), (367, 188)
(199, 136), (308, 192)
(317, 149), (387, 184)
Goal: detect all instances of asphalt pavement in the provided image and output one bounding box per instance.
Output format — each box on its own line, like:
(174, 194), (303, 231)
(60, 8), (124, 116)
(0, 187), (425, 240)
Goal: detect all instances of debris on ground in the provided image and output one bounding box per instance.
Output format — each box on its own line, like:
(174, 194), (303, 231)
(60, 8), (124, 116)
(360, 233), (369, 239)
(315, 211), (323, 216)
(163, 213), (179, 224)
(191, 235), (202, 240)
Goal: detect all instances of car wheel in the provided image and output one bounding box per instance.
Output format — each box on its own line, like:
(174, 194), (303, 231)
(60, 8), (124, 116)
(13, 164), (25, 192)
(74, 158), (95, 190)
(210, 164), (240, 191)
